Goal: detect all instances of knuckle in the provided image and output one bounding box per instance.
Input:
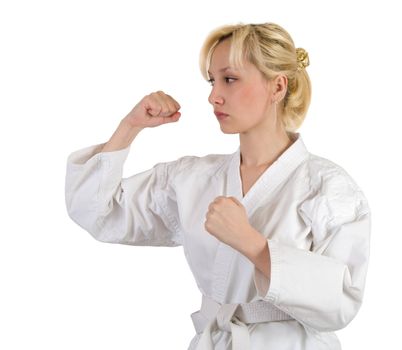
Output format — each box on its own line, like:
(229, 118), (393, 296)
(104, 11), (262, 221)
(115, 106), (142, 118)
(147, 94), (158, 102)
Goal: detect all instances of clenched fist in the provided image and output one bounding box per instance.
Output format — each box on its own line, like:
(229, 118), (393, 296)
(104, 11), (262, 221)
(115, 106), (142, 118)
(204, 196), (257, 253)
(124, 90), (181, 128)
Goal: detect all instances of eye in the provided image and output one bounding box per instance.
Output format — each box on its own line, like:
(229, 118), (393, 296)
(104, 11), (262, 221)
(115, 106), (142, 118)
(225, 77), (236, 83)
(206, 77), (237, 86)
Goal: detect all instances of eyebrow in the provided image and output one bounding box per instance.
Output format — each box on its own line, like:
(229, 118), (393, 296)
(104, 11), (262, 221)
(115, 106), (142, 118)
(207, 66), (235, 75)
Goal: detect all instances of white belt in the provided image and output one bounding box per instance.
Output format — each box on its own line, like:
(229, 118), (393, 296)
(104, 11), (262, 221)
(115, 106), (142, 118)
(191, 295), (293, 350)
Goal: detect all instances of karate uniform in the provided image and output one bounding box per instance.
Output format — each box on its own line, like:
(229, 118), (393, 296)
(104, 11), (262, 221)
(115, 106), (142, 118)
(65, 132), (371, 349)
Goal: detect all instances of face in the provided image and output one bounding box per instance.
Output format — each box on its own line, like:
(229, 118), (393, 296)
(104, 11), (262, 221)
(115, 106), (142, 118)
(207, 38), (276, 134)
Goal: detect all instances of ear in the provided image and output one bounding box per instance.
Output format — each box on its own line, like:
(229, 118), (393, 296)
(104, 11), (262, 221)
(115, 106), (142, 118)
(272, 74), (288, 103)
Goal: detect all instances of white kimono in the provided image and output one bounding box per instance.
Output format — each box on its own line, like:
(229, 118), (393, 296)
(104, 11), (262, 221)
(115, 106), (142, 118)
(65, 132), (371, 349)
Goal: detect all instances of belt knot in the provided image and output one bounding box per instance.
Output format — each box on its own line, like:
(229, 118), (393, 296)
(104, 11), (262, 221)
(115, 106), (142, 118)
(216, 303), (239, 332)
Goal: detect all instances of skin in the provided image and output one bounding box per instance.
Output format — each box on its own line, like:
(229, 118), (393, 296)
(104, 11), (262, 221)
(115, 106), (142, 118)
(101, 38), (295, 283)
(204, 38), (295, 280)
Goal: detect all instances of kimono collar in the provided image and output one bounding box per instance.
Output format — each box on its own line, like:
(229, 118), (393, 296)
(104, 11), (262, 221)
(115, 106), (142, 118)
(228, 132), (310, 209)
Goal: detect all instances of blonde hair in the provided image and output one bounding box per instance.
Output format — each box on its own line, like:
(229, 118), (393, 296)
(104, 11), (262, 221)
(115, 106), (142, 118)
(199, 22), (311, 132)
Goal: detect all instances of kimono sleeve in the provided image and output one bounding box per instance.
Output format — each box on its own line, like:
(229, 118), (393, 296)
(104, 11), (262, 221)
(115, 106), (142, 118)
(253, 171), (371, 332)
(65, 143), (182, 246)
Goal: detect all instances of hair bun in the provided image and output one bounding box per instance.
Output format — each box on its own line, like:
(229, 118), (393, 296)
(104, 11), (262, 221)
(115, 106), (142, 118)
(296, 48), (309, 71)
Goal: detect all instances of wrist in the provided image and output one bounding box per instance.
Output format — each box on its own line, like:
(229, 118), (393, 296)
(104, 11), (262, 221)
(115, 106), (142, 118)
(120, 116), (144, 132)
(242, 226), (267, 261)
(243, 227), (270, 278)
(101, 119), (143, 153)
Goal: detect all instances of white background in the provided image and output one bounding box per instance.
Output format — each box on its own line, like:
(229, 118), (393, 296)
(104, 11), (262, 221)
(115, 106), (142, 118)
(0, 0), (400, 348)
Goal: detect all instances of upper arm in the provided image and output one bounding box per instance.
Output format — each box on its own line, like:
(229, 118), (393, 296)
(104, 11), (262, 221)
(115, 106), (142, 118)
(65, 143), (182, 247)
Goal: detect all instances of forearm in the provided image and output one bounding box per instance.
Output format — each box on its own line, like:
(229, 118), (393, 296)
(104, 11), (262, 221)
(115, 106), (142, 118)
(101, 118), (144, 152)
(242, 227), (271, 279)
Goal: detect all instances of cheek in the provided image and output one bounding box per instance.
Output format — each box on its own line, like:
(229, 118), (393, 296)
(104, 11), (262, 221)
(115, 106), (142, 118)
(240, 85), (256, 102)
(238, 85), (268, 112)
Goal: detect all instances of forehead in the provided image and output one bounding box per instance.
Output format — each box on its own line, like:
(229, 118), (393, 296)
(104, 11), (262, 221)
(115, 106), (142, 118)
(209, 39), (232, 70)
(207, 39), (268, 84)
(208, 38), (260, 76)
(208, 41), (255, 77)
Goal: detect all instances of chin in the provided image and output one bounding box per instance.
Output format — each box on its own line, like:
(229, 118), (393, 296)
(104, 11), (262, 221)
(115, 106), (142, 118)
(219, 125), (240, 134)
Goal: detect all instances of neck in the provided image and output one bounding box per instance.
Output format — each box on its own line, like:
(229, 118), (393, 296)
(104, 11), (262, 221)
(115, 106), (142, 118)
(238, 123), (295, 168)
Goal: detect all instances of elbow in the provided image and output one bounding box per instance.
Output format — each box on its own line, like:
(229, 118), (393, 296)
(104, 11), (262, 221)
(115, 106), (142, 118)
(66, 200), (99, 239)
(65, 192), (109, 243)
(67, 205), (121, 244)
(297, 276), (365, 333)
(65, 187), (133, 244)
(309, 294), (363, 332)
(317, 260), (367, 332)
(318, 306), (361, 332)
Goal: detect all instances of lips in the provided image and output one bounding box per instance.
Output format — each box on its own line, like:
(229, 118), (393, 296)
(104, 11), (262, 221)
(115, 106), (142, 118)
(214, 111), (229, 120)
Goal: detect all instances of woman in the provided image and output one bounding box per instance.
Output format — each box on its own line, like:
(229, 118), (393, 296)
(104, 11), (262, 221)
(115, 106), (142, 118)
(65, 22), (371, 349)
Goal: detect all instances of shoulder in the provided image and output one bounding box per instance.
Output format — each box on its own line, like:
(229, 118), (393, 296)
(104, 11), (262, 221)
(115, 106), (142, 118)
(136, 151), (232, 190)
(305, 153), (364, 194)
(166, 151), (231, 177)
(299, 152), (370, 228)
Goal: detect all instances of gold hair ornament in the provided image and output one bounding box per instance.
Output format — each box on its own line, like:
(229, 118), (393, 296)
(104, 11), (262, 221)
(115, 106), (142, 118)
(296, 48), (309, 71)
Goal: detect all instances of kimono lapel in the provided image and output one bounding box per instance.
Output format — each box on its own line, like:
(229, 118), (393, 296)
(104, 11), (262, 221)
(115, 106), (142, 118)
(228, 132), (310, 216)
(211, 133), (310, 301)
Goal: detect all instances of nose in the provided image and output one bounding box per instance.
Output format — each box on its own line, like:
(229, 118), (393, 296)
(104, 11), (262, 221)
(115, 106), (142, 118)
(208, 86), (224, 106)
